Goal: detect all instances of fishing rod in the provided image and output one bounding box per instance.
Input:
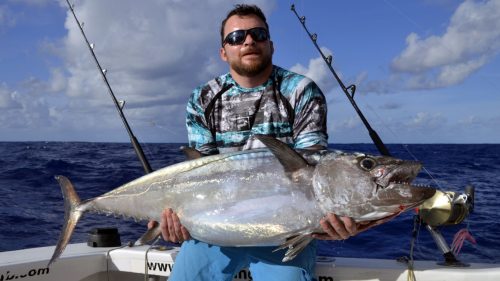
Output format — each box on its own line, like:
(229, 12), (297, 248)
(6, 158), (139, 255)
(65, 0), (152, 174)
(291, 4), (391, 157)
(291, 5), (479, 267)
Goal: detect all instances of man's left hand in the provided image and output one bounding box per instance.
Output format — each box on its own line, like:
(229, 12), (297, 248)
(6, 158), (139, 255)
(312, 213), (398, 240)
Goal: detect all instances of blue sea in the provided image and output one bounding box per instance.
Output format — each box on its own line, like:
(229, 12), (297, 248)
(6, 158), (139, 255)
(0, 142), (499, 264)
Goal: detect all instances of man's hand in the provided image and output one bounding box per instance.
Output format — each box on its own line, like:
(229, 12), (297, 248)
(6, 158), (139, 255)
(312, 213), (398, 240)
(149, 208), (191, 243)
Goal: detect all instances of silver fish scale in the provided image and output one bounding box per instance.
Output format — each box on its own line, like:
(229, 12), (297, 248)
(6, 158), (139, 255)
(171, 150), (323, 245)
(85, 148), (323, 246)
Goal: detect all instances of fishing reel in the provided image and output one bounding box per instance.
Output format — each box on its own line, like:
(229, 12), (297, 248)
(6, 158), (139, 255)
(419, 185), (474, 227)
(417, 185), (475, 266)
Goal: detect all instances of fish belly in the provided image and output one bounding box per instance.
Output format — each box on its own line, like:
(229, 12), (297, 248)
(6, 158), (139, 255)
(88, 150), (323, 246)
(171, 152), (322, 246)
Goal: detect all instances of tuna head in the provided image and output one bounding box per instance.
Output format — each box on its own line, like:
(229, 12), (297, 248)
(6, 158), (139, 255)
(312, 152), (436, 221)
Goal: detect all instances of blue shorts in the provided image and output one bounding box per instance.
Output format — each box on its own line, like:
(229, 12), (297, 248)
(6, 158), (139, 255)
(169, 240), (317, 281)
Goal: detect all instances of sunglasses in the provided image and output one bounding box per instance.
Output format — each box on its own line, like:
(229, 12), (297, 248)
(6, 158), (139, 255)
(223, 27), (269, 46)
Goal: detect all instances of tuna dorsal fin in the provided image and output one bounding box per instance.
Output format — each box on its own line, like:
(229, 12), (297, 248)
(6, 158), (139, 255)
(254, 134), (310, 173)
(180, 146), (204, 160)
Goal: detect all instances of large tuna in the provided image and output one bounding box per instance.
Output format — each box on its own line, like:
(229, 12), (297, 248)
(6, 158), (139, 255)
(48, 135), (435, 265)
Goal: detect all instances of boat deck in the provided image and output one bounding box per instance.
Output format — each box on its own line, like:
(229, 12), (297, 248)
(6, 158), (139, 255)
(1, 243), (498, 281)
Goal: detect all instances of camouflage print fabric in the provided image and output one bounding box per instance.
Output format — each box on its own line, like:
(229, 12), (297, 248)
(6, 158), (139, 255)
(186, 65), (328, 155)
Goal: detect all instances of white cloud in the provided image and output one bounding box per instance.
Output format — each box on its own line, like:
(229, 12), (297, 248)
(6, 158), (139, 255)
(379, 102), (403, 110)
(2, 0), (276, 142)
(391, 0), (500, 89)
(7, 0), (55, 6)
(458, 115), (482, 127)
(0, 84), (53, 130)
(59, 1), (240, 136)
(0, 84), (21, 109)
(331, 116), (362, 131)
(0, 5), (16, 28)
(48, 68), (67, 93)
(407, 112), (447, 131)
(290, 47), (336, 93)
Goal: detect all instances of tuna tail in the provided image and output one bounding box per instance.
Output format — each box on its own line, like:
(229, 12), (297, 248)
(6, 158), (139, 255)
(48, 175), (84, 266)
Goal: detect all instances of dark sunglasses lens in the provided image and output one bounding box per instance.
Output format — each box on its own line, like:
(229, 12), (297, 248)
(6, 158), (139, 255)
(225, 30), (246, 45)
(224, 28), (268, 45)
(249, 28), (268, 41)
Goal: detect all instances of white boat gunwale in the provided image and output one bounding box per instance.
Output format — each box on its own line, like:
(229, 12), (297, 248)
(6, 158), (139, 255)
(1, 243), (499, 281)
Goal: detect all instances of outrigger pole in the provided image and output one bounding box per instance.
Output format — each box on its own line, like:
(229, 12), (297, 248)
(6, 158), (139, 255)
(291, 5), (391, 157)
(65, 0), (152, 174)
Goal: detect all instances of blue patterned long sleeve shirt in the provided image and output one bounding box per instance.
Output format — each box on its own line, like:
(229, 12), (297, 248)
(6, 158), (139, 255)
(186, 65), (328, 155)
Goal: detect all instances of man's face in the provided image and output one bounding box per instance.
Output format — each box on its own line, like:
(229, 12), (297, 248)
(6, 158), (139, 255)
(220, 15), (273, 77)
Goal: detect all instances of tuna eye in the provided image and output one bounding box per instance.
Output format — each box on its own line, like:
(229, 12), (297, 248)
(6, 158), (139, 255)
(359, 158), (376, 171)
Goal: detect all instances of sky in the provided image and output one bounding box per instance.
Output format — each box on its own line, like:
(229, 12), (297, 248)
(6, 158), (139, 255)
(1, 0), (499, 144)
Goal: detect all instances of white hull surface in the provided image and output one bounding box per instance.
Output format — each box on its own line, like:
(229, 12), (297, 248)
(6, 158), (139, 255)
(1, 243), (498, 281)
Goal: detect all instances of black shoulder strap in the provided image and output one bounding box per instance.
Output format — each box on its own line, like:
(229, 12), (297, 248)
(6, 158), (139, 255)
(203, 75), (296, 140)
(273, 75), (295, 127)
(203, 83), (233, 139)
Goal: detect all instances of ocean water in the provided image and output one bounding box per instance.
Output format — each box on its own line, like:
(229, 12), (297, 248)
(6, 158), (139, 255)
(0, 142), (498, 264)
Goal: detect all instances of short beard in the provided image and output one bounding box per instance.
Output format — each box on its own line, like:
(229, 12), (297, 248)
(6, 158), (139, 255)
(231, 53), (272, 77)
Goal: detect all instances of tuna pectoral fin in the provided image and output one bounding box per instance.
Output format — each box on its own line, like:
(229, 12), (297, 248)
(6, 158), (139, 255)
(134, 224), (161, 246)
(274, 234), (313, 262)
(48, 176), (84, 267)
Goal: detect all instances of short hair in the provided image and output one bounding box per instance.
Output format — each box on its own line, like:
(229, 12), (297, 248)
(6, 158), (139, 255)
(220, 4), (270, 45)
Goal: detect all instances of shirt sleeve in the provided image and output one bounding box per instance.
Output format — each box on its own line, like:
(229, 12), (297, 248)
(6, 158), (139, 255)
(185, 87), (219, 155)
(292, 80), (328, 149)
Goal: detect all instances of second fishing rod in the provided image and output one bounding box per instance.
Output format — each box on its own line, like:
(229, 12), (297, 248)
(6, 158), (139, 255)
(291, 4), (391, 157)
(66, 0), (152, 174)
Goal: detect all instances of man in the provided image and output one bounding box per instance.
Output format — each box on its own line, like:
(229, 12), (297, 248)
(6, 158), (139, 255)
(153, 4), (382, 281)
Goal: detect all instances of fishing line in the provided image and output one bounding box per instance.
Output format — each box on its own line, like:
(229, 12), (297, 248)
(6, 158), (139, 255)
(382, 0), (423, 31)
(144, 236), (161, 281)
(105, 241), (134, 281)
(360, 0), (473, 191)
(148, 118), (187, 140)
(291, 3), (478, 269)
(396, 215), (424, 281)
(137, 118), (188, 168)
(407, 215), (420, 281)
(290, 0), (441, 244)
(363, 104), (445, 190)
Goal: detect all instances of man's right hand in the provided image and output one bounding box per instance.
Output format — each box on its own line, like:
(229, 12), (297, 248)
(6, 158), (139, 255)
(148, 208), (191, 243)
